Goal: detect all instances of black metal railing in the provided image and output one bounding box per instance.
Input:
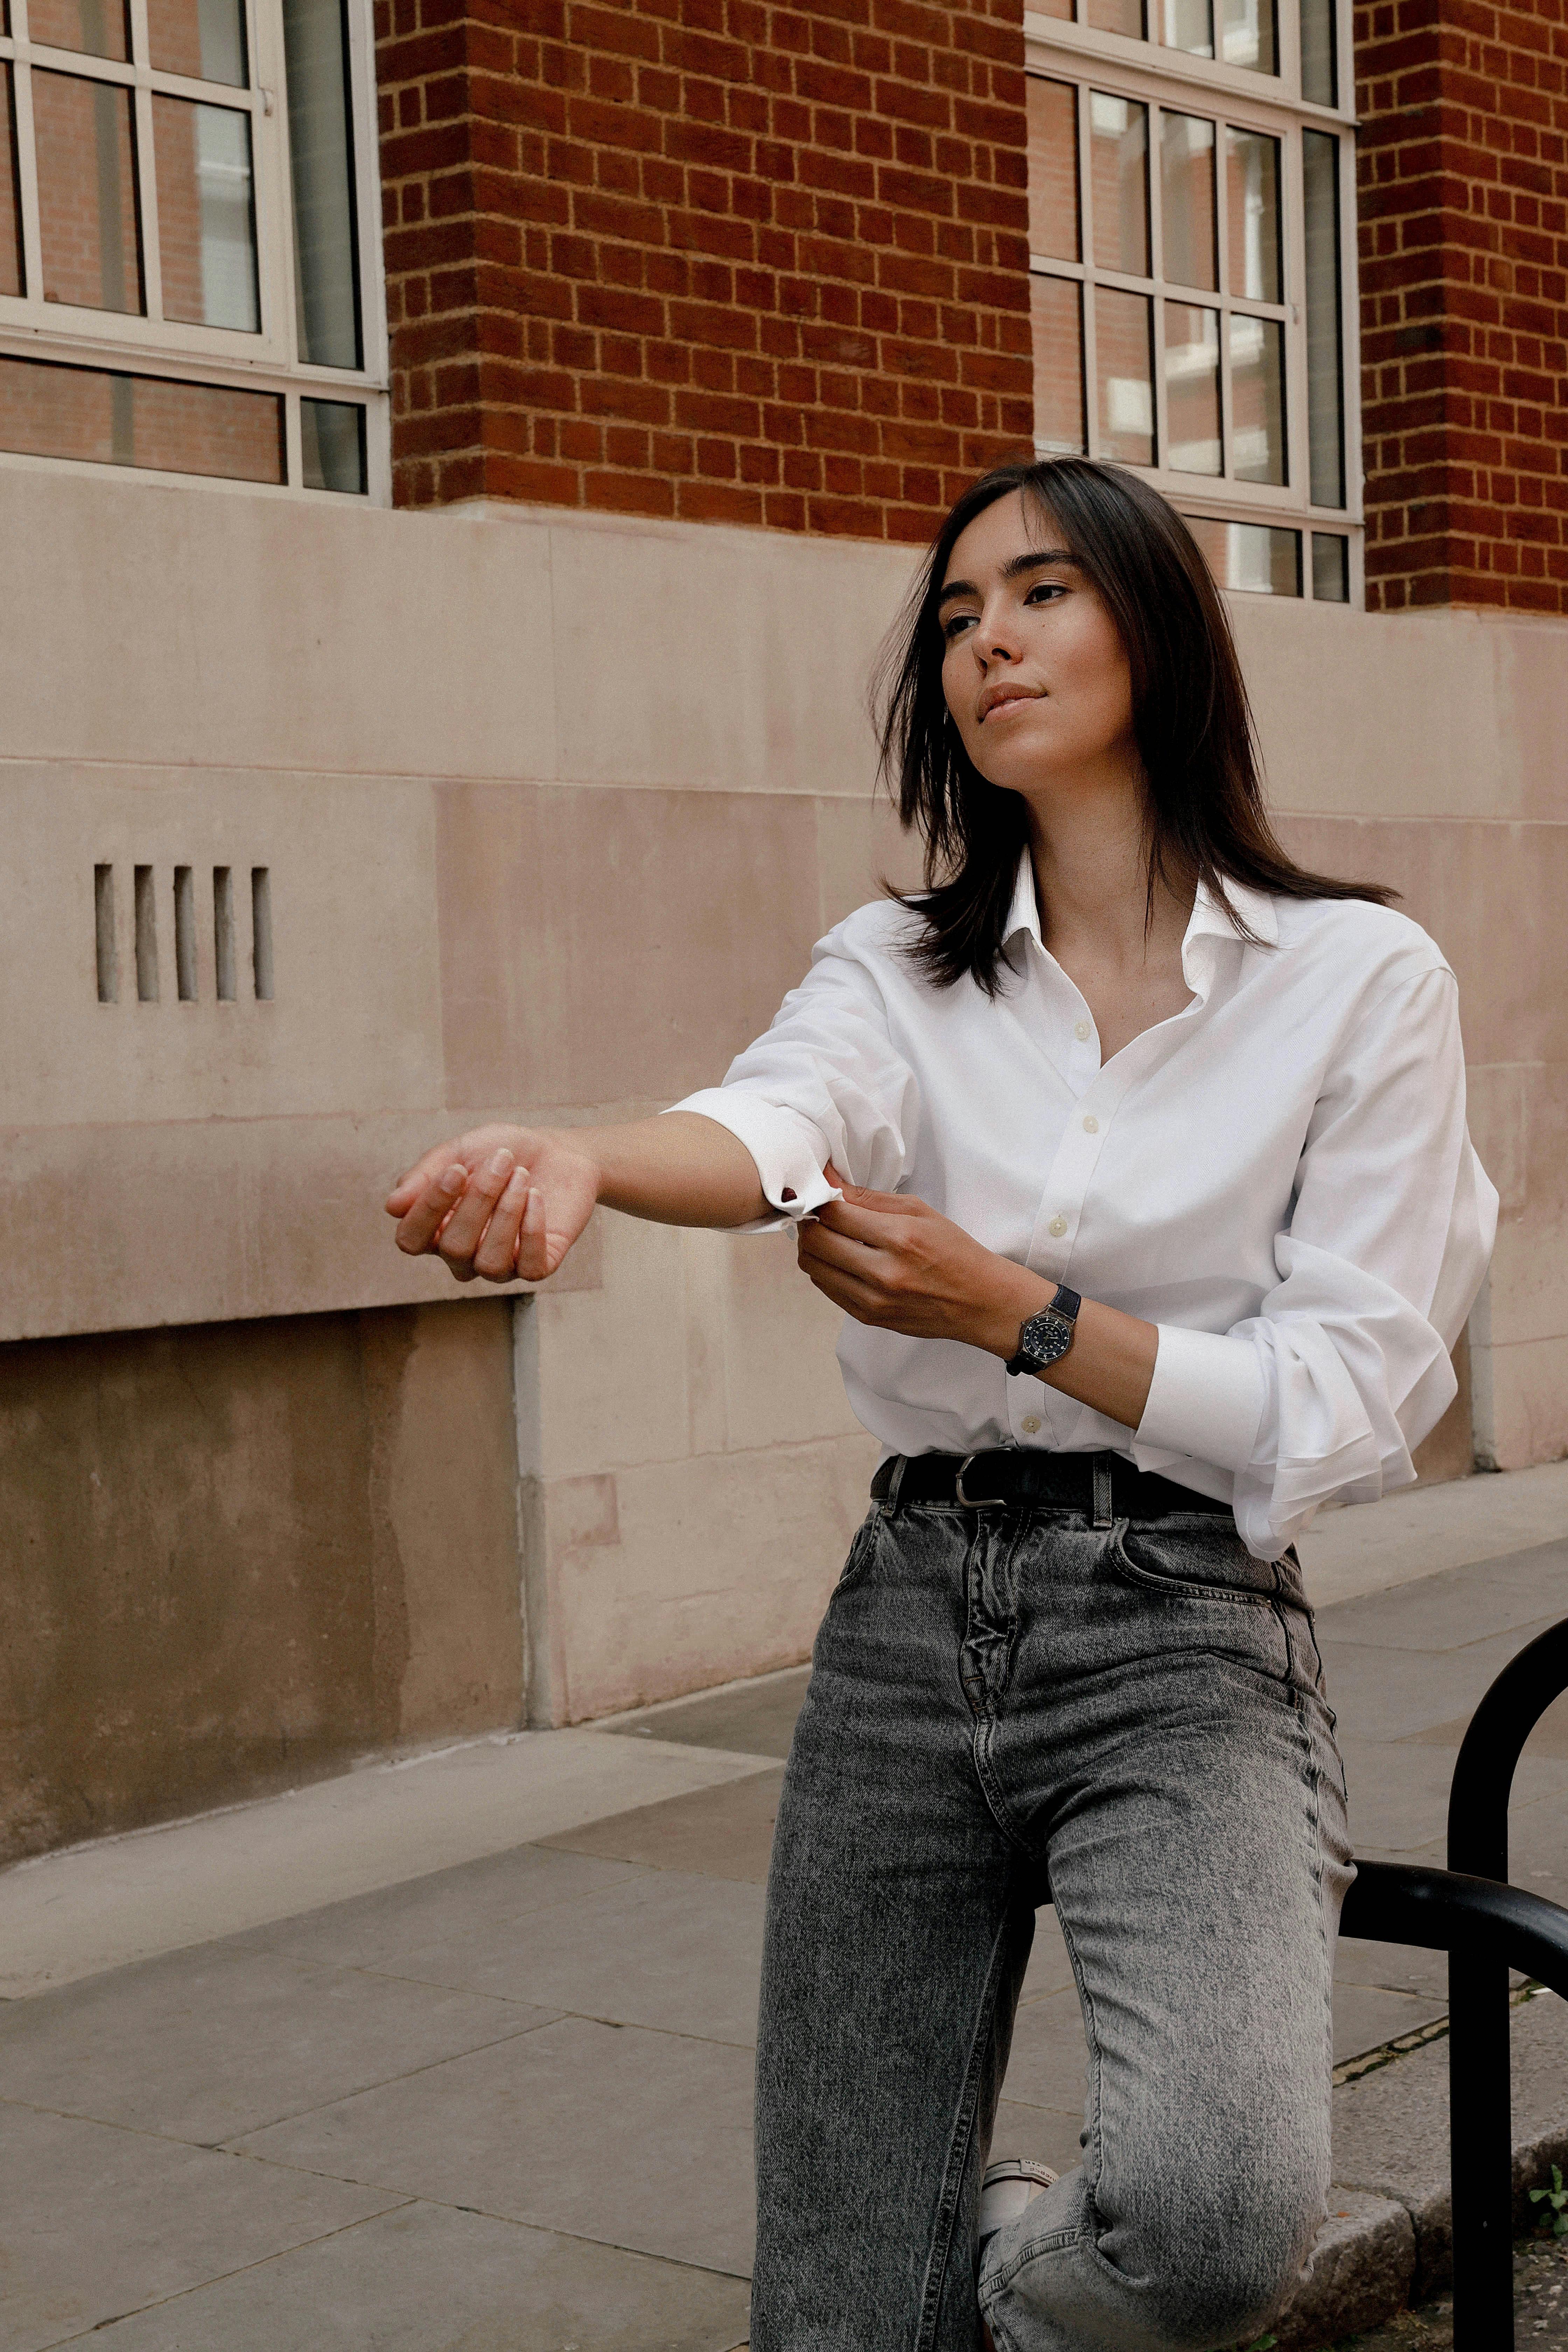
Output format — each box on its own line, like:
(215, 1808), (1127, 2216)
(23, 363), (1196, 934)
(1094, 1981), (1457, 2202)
(1339, 1615), (1568, 2349)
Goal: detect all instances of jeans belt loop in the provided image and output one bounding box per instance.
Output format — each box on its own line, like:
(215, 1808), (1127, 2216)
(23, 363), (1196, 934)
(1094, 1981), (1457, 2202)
(880, 1454), (909, 1518)
(1092, 1455), (1115, 1529)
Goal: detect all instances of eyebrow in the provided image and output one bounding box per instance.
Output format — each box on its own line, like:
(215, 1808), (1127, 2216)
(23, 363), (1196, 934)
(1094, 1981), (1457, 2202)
(937, 548), (1081, 607)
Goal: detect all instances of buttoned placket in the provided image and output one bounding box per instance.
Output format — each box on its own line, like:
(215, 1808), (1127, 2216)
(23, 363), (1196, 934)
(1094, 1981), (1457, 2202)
(1005, 921), (1230, 1449)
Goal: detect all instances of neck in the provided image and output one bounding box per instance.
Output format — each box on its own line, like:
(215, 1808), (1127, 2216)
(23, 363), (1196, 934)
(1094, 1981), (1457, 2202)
(1022, 758), (1193, 971)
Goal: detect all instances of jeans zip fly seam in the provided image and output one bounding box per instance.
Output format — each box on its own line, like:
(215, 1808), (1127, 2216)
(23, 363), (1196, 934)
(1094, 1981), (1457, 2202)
(914, 1902), (1017, 2352)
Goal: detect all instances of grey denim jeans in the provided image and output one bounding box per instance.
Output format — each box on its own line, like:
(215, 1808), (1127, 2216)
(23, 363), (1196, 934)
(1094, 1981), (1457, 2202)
(751, 1480), (1354, 2352)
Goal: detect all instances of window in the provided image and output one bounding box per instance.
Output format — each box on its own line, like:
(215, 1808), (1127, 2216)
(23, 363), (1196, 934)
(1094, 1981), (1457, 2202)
(1026, 0), (1358, 600)
(0, 0), (384, 496)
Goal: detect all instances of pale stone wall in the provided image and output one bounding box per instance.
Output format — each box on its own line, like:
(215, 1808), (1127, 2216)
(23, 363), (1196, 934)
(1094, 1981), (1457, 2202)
(0, 469), (1560, 1794)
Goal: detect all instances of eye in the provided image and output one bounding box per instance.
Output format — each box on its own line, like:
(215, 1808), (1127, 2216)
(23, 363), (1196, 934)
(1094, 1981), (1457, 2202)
(941, 611), (977, 642)
(1024, 580), (1068, 605)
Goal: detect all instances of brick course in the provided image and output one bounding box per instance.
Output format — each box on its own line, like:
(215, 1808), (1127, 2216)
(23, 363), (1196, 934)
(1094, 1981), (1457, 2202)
(374, 0), (1034, 536)
(1356, 0), (1568, 612)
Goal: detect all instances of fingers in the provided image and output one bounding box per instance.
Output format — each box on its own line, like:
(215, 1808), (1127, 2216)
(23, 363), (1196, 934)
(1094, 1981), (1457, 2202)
(514, 1184), (552, 1282)
(393, 1159), (471, 1257)
(386, 1143), (462, 1221)
(471, 1167), (532, 1283)
(435, 1146), (520, 1281)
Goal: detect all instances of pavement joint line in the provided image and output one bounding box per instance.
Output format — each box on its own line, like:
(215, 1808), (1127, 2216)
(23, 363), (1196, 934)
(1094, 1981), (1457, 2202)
(1332, 1982), (1547, 2090)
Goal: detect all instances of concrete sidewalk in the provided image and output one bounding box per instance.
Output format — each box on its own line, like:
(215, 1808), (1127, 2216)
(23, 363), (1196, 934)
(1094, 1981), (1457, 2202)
(2, 1462), (1567, 2351)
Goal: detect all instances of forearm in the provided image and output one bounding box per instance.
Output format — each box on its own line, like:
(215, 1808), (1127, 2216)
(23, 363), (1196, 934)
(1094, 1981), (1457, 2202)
(583, 1112), (768, 1228)
(969, 1259), (1159, 1432)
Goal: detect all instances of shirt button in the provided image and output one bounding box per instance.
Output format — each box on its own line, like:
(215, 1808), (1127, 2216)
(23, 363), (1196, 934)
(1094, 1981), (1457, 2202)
(1021, 1415), (1042, 1435)
(1048, 1213), (1068, 1238)
(1083, 1114), (1098, 1133)
(1074, 1020), (1091, 1042)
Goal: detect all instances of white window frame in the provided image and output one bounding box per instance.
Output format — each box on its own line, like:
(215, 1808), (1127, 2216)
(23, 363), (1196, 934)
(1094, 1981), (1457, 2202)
(1025, 0), (1362, 601)
(0, 0), (389, 499)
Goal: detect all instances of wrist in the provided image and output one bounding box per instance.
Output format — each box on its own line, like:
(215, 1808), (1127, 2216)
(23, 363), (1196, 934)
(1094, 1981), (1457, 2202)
(972, 1259), (1059, 1360)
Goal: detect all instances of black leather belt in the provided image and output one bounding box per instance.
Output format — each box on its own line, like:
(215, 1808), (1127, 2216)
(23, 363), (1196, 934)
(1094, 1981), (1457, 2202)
(869, 1448), (1232, 1520)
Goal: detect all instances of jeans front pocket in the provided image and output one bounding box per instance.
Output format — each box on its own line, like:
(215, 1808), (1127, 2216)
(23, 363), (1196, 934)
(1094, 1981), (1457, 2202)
(834, 1509), (883, 1595)
(1107, 1514), (1280, 1605)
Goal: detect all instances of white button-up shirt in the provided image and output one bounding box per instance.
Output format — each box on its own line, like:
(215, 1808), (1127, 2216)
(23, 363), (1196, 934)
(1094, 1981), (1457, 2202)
(670, 861), (1498, 1558)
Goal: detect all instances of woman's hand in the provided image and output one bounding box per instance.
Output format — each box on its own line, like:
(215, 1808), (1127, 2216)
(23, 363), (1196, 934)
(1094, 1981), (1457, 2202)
(798, 1169), (1160, 1428)
(796, 1174), (1043, 1357)
(385, 1124), (598, 1284)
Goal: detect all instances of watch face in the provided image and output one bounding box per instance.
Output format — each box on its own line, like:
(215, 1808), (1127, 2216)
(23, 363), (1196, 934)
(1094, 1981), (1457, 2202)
(1021, 1309), (1074, 1367)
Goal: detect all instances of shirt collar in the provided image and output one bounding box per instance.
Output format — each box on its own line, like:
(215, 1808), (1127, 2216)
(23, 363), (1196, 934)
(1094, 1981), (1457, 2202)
(1002, 858), (1278, 961)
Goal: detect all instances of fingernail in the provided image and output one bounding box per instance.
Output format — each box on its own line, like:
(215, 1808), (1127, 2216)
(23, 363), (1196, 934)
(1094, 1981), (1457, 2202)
(440, 1165), (466, 1194)
(485, 1148), (514, 1178)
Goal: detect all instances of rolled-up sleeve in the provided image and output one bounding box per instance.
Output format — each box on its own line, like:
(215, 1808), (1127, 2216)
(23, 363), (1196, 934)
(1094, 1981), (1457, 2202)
(664, 911), (922, 1232)
(1136, 965), (1498, 1556)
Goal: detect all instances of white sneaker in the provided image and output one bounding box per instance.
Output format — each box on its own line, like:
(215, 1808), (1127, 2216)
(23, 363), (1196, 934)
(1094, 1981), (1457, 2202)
(978, 2157), (1059, 2247)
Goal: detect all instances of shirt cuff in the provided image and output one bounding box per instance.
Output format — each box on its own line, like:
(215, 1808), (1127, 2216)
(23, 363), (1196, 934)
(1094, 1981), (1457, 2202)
(663, 1089), (841, 1231)
(1135, 1325), (1267, 1475)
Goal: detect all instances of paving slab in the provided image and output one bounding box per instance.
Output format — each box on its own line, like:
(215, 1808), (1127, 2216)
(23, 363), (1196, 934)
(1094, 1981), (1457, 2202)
(990, 2095), (1089, 2179)
(1294, 1460), (1568, 1609)
(0, 2102), (399, 2352)
(539, 1769), (786, 1884)
(72, 2203), (752, 2352)
(1317, 1541), (1568, 1653)
(605, 1670), (812, 1761)
(233, 2012), (758, 2277)
(0, 1940), (556, 2145)
(1340, 1733), (1568, 1855)
(0, 1731), (776, 1998)
(262, 1866), (765, 2045)
(1315, 1623), (1564, 1743)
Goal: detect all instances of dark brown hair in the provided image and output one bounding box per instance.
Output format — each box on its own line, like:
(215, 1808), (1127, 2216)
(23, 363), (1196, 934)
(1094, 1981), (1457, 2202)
(875, 456), (1394, 994)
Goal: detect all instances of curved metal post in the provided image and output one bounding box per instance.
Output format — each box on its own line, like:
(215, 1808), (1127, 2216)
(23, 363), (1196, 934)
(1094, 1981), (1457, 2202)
(1446, 1619), (1568, 2349)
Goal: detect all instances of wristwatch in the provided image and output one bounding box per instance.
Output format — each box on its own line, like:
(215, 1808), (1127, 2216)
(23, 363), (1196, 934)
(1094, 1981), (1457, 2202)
(1005, 1284), (1082, 1377)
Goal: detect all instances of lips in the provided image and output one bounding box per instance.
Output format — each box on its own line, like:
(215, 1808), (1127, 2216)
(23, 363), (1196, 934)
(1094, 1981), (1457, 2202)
(978, 684), (1042, 722)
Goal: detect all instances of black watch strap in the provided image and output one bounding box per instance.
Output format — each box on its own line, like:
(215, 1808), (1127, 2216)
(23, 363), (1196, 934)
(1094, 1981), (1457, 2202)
(1005, 1284), (1083, 1377)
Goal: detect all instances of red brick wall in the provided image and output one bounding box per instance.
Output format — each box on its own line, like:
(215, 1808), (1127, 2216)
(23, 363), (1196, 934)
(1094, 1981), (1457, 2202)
(374, 0), (1034, 537)
(1356, 0), (1568, 613)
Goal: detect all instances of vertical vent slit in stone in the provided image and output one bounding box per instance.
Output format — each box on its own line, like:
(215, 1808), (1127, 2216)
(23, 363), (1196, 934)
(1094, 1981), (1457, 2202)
(174, 866), (197, 1001)
(214, 866), (236, 1001)
(251, 867), (274, 1001)
(94, 864), (118, 1003)
(134, 865), (159, 1003)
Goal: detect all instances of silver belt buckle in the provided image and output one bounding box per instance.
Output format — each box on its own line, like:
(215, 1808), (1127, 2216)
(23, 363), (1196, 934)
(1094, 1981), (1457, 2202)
(954, 1452), (981, 1508)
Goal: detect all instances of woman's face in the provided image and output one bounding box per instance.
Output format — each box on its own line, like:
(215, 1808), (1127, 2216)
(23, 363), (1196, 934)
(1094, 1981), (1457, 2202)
(939, 490), (1138, 799)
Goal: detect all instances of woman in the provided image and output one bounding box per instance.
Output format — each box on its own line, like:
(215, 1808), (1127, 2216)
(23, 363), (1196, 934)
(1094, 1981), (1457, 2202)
(387, 458), (1496, 2351)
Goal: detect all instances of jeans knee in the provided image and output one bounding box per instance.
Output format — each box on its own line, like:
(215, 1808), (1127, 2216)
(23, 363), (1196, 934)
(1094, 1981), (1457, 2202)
(1106, 2185), (1319, 2351)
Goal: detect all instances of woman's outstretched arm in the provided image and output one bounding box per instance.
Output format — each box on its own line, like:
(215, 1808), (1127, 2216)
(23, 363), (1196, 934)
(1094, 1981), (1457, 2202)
(386, 1113), (767, 1284)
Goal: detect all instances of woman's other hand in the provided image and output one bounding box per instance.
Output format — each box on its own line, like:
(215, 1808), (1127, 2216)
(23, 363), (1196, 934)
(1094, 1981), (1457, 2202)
(797, 1171), (1040, 1357)
(385, 1125), (598, 1284)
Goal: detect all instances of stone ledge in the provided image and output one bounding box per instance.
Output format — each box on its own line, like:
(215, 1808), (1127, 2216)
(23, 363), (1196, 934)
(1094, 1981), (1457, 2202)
(1273, 1990), (1568, 2348)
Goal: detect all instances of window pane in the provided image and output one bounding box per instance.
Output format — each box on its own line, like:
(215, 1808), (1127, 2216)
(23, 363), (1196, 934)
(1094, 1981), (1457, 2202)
(1163, 0), (1214, 56)
(1300, 0), (1337, 105)
(1186, 514), (1300, 593)
(1221, 0), (1277, 71)
(1226, 125), (1281, 302)
(147, 0), (249, 88)
(1161, 112), (1216, 290)
(283, 0), (362, 368)
(1165, 301), (1220, 474)
(153, 98), (260, 331)
(1032, 274), (1086, 455)
(301, 395), (366, 490)
(1312, 532), (1349, 600)
(1027, 78), (1080, 263)
(1091, 93), (1149, 278)
(1087, 0), (1146, 35)
(1303, 128), (1345, 506)
(1095, 285), (1154, 465)
(1, 68), (23, 297)
(1033, 0), (1072, 21)
(1231, 312), (1286, 483)
(34, 71), (144, 314)
(27, 0), (130, 61)
(0, 354), (284, 480)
